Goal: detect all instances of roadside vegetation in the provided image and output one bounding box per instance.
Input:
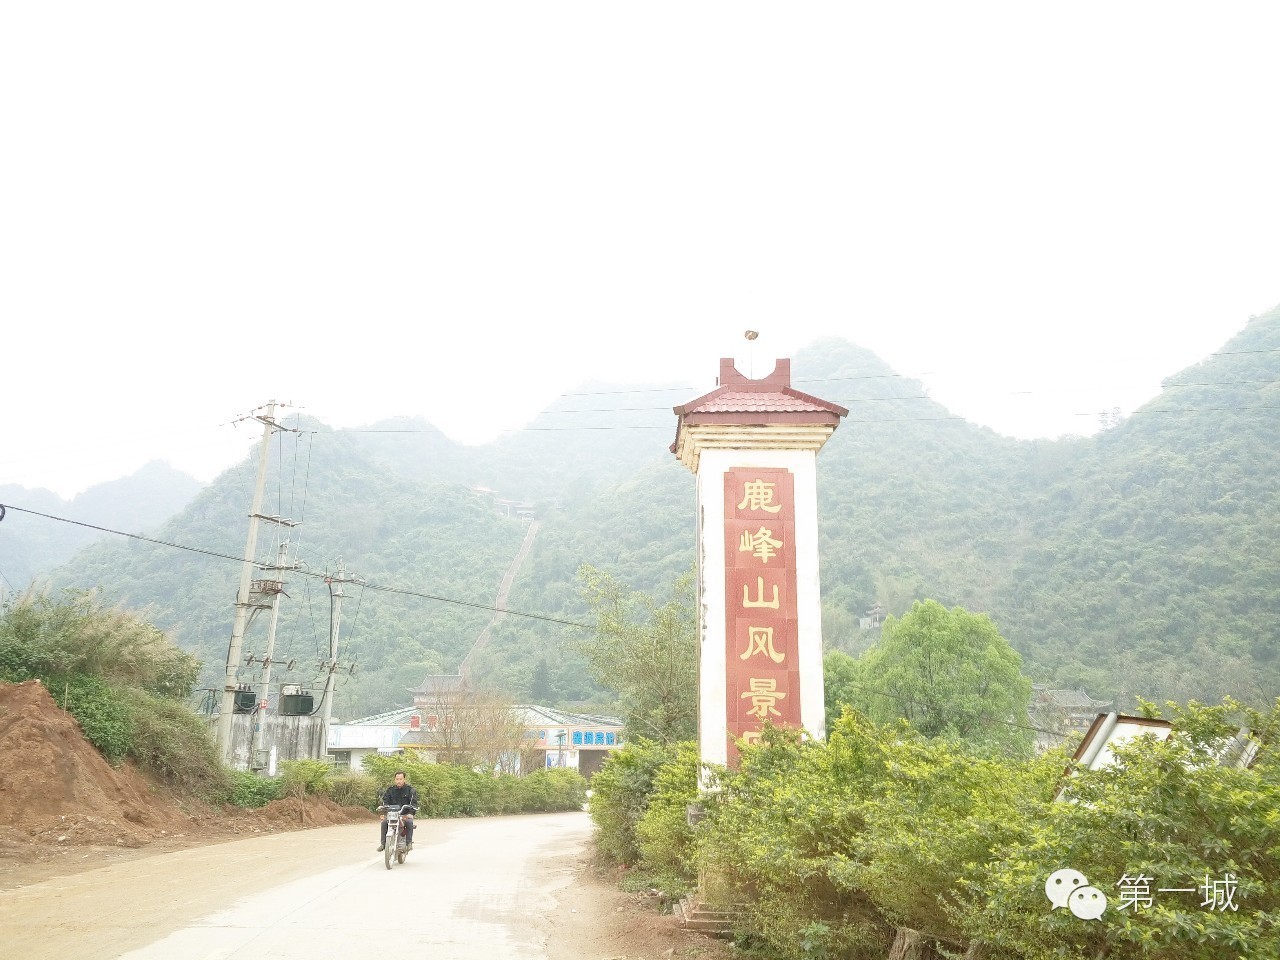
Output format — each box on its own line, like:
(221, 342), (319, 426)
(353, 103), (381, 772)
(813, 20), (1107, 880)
(0, 589), (228, 798)
(221, 755), (586, 815)
(582, 575), (1280, 959)
(0, 592), (587, 816)
(594, 702), (1280, 960)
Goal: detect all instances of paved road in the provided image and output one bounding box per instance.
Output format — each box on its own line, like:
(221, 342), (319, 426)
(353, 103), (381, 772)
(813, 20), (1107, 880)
(0, 811), (592, 960)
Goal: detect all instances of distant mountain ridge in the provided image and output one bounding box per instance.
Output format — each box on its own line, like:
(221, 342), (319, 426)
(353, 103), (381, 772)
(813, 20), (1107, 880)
(31, 304), (1280, 719)
(1, 461), (204, 590)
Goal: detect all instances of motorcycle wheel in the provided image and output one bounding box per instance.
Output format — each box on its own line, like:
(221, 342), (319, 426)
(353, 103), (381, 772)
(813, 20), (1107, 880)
(384, 832), (395, 870)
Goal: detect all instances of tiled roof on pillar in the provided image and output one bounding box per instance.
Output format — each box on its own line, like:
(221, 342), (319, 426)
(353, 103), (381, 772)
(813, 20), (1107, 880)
(674, 358), (848, 420)
(671, 358), (847, 470)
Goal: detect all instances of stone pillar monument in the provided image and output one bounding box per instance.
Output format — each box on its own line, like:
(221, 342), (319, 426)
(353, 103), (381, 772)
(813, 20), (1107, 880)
(672, 357), (846, 769)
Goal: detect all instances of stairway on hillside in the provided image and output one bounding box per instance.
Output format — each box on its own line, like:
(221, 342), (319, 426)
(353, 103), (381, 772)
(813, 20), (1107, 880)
(458, 519), (540, 678)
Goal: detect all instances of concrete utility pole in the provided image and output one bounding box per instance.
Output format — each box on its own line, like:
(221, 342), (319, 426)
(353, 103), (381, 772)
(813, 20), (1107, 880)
(251, 539), (298, 768)
(217, 401), (277, 762)
(319, 559), (361, 759)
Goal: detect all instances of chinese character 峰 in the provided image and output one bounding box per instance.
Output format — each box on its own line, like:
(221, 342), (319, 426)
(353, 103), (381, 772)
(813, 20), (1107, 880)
(739, 527), (783, 563)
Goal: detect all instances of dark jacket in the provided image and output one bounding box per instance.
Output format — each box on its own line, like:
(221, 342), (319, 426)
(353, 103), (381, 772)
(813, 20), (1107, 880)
(381, 783), (418, 810)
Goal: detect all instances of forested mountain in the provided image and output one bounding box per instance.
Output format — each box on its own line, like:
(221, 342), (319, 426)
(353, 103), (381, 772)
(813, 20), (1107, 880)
(26, 305), (1280, 719)
(0, 461), (204, 589)
(480, 305), (1280, 712)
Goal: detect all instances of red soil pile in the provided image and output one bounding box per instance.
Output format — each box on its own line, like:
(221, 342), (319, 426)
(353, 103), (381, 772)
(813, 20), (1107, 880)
(0, 680), (371, 867)
(0, 680), (185, 838)
(256, 795), (375, 828)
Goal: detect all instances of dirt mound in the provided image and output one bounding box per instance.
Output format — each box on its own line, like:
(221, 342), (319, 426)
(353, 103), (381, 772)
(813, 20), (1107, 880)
(0, 680), (377, 880)
(0, 680), (188, 841)
(255, 795), (377, 828)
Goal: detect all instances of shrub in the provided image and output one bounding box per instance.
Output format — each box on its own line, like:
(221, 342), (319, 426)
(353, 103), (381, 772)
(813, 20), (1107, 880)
(521, 768), (588, 812)
(223, 770), (285, 808)
(957, 699), (1280, 960)
(1, 593), (222, 794)
(60, 674), (132, 764)
(634, 741), (701, 895)
(360, 753), (587, 816)
(697, 719), (897, 959)
(121, 687), (229, 798)
(589, 738), (688, 867)
(0, 591), (199, 698)
(330, 772), (379, 809)
(279, 759), (335, 798)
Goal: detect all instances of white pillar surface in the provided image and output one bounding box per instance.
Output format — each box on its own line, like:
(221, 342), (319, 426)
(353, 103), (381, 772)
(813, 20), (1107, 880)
(696, 448), (827, 769)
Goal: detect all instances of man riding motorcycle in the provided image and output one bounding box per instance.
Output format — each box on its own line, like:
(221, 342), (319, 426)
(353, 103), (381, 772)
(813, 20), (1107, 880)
(377, 770), (419, 851)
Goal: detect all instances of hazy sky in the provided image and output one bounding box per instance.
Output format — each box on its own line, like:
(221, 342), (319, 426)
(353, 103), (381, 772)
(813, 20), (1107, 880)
(3, 3), (1278, 499)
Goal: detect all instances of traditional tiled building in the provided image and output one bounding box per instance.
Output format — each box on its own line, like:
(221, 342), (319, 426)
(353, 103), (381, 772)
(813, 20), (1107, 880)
(1028, 685), (1115, 753)
(327, 673), (623, 777)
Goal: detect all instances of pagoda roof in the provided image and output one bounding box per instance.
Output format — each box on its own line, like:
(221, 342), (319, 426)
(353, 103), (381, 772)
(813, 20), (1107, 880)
(673, 358), (848, 422)
(409, 674), (468, 696)
(671, 358), (847, 468)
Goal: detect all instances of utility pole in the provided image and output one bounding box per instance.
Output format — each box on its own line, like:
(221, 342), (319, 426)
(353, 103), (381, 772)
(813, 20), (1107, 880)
(216, 401), (301, 767)
(251, 539), (299, 769)
(217, 402), (277, 763)
(319, 559), (361, 761)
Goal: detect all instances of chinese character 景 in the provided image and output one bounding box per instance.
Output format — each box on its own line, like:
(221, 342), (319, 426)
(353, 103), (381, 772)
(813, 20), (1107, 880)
(740, 678), (785, 719)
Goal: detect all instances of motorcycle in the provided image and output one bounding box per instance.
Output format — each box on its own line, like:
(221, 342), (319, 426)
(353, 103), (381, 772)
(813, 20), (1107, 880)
(376, 803), (417, 869)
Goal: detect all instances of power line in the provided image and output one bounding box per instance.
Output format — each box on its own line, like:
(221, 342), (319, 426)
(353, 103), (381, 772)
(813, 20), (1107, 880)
(537, 395), (935, 415)
(561, 385), (701, 396)
(1209, 347), (1280, 357)
(343, 399), (1280, 434)
(543, 352), (1280, 399)
(358, 579), (590, 628)
(1161, 377), (1280, 387)
(338, 582), (366, 664)
(1122, 405), (1280, 416)
(0, 502), (593, 630)
(332, 372), (1280, 435)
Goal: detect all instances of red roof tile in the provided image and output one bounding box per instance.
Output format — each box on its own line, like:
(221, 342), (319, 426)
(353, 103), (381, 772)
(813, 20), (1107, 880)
(688, 389), (840, 414)
(673, 358), (848, 419)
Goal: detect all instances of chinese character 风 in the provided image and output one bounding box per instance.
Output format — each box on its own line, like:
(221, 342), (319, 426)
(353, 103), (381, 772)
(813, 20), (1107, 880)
(740, 626), (785, 663)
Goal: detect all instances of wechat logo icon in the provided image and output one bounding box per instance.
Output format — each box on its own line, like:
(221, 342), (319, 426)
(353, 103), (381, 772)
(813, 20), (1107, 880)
(1046, 868), (1107, 920)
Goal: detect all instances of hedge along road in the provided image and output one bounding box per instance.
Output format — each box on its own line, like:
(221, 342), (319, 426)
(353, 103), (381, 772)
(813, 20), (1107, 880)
(0, 811), (593, 960)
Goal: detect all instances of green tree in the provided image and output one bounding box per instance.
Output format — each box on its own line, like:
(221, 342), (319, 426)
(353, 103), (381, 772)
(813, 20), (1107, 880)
(697, 712), (1064, 958)
(835, 599), (1033, 755)
(528, 656), (553, 702)
(571, 565), (696, 743)
(957, 698), (1280, 959)
(823, 649), (861, 730)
